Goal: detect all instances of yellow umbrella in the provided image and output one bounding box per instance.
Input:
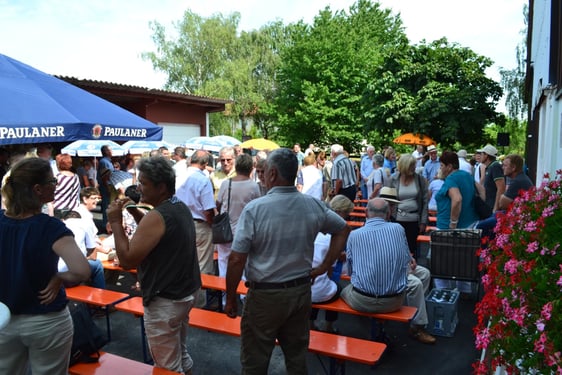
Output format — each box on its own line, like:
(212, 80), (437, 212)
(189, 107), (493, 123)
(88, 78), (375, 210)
(393, 133), (435, 147)
(240, 138), (280, 150)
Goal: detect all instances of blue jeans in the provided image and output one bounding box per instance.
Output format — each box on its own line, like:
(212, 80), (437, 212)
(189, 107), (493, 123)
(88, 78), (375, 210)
(476, 211), (504, 241)
(88, 259), (106, 289)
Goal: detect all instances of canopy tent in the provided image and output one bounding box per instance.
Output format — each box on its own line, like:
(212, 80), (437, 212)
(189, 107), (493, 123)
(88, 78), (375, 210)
(183, 136), (224, 152)
(121, 140), (176, 154)
(61, 140), (127, 157)
(0, 54), (162, 146)
(211, 135), (240, 147)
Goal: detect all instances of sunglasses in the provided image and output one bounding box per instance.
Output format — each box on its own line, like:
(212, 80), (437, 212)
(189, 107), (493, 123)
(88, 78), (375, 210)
(220, 158), (233, 162)
(44, 178), (58, 186)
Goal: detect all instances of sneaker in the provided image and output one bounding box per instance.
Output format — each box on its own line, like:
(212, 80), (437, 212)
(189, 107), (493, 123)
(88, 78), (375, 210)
(409, 327), (436, 344)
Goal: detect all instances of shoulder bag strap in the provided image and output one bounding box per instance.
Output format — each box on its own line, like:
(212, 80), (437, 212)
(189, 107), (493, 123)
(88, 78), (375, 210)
(227, 179), (232, 214)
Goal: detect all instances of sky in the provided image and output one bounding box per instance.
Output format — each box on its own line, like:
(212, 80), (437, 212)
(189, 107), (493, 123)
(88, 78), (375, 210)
(1, 0), (526, 97)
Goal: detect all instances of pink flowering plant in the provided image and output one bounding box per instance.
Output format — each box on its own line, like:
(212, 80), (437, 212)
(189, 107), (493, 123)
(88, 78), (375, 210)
(473, 170), (562, 374)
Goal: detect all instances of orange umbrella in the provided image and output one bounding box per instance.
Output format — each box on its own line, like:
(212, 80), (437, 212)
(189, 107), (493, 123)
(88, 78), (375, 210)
(393, 133), (435, 147)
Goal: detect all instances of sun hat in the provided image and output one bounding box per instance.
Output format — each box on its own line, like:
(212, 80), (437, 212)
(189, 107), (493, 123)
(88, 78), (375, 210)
(427, 145), (437, 153)
(379, 187), (400, 203)
(476, 144), (498, 157)
(457, 149), (468, 158)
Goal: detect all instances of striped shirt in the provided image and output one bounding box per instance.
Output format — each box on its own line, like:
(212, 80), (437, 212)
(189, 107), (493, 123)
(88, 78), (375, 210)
(331, 154), (357, 189)
(53, 173), (80, 210)
(346, 217), (410, 296)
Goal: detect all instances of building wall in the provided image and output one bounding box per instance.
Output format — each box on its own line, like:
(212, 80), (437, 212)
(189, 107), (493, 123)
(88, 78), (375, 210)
(530, 0), (562, 183)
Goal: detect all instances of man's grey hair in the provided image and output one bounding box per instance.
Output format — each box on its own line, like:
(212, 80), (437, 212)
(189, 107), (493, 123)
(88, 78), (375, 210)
(219, 146), (235, 158)
(191, 150), (209, 166)
(331, 144), (344, 155)
(256, 151), (268, 161)
(267, 148), (298, 183)
(138, 156), (176, 194)
(366, 145), (375, 152)
(367, 198), (389, 219)
(373, 154), (384, 167)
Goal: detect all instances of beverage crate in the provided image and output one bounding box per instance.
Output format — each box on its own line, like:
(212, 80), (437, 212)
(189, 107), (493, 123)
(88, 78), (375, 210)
(426, 288), (459, 337)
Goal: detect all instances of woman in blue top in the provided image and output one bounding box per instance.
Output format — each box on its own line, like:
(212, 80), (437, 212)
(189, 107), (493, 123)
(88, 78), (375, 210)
(435, 151), (479, 230)
(434, 151), (478, 293)
(0, 157), (90, 375)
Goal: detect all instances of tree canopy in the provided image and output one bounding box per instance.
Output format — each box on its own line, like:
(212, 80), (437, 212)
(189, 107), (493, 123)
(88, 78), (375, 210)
(363, 38), (503, 148)
(143, 0), (505, 151)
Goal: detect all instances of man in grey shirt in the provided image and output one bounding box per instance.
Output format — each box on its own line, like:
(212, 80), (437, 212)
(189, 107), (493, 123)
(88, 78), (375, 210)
(225, 148), (350, 374)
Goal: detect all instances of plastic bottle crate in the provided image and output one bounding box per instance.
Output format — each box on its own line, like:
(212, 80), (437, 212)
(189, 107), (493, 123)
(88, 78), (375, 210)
(425, 288), (459, 337)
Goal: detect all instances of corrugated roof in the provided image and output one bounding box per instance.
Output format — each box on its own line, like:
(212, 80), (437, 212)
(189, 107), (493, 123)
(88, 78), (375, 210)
(57, 76), (232, 105)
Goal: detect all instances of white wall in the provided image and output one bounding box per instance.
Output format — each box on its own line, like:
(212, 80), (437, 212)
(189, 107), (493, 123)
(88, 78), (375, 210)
(158, 122), (201, 145)
(530, 0), (562, 183)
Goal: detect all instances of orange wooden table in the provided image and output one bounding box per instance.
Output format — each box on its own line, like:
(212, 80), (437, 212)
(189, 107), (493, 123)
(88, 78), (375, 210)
(101, 260), (137, 274)
(66, 285), (130, 340)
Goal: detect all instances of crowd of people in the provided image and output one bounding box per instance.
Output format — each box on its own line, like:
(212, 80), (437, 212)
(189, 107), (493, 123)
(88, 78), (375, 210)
(0, 139), (534, 374)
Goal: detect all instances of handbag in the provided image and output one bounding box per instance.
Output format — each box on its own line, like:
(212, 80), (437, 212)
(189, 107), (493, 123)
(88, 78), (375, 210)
(473, 183), (492, 220)
(212, 179), (233, 244)
(68, 301), (108, 366)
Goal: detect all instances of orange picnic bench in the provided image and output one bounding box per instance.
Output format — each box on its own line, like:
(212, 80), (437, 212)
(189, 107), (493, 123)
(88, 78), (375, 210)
(69, 351), (179, 375)
(200, 273), (416, 343)
(114, 296), (386, 373)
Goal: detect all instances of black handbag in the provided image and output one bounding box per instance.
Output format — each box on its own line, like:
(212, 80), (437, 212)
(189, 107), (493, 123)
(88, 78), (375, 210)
(68, 301), (108, 366)
(212, 179), (233, 244)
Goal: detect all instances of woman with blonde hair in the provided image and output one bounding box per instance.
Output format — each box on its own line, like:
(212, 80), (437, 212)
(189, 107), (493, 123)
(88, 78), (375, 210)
(0, 157), (90, 374)
(390, 154), (429, 258)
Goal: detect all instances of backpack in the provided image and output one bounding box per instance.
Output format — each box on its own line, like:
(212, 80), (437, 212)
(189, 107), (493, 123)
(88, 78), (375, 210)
(68, 302), (108, 366)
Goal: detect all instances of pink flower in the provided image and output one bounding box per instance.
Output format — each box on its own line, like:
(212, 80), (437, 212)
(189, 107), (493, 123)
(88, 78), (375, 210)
(526, 241), (539, 253)
(474, 170), (562, 373)
(536, 319), (545, 331)
(541, 302), (553, 320)
(535, 332), (547, 353)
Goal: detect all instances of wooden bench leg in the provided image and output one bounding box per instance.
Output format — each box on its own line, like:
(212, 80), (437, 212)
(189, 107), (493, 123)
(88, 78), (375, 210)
(370, 319), (391, 344)
(139, 317), (152, 364)
(314, 355), (346, 375)
(329, 358), (346, 375)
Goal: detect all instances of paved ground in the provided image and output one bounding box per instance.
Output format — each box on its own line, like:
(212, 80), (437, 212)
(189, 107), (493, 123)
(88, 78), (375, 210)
(95, 272), (480, 374)
(92, 215), (481, 374)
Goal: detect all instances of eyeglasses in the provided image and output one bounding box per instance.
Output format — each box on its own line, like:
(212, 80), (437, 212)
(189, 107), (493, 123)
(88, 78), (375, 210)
(220, 158), (233, 163)
(44, 178), (58, 186)
(88, 196), (101, 201)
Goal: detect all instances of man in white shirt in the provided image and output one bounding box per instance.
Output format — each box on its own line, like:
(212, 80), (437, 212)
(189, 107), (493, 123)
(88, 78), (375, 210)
(172, 146), (189, 190)
(412, 145), (424, 173)
(176, 150), (216, 276)
(457, 149), (473, 175)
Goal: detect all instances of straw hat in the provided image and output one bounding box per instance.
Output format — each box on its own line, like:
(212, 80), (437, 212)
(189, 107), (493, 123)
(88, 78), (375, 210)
(379, 187), (400, 203)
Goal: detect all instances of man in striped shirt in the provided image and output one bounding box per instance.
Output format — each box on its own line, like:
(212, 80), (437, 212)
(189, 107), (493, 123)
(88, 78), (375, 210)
(329, 144), (358, 202)
(341, 198), (436, 344)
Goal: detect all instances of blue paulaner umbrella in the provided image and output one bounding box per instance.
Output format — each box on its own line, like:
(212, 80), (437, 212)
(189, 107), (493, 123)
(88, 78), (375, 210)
(61, 140), (127, 157)
(211, 135), (240, 147)
(184, 136), (224, 152)
(0, 53), (162, 145)
(121, 140), (176, 154)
